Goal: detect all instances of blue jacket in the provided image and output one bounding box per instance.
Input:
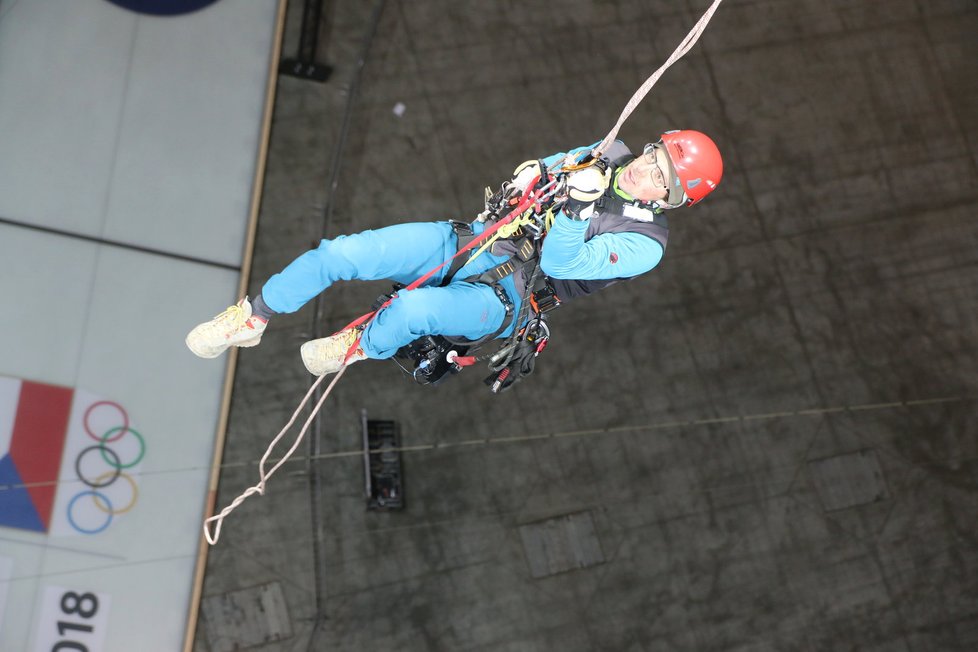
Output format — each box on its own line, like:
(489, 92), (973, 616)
(539, 144), (664, 283)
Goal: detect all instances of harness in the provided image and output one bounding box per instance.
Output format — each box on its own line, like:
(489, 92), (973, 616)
(392, 145), (667, 392)
(385, 215), (551, 391)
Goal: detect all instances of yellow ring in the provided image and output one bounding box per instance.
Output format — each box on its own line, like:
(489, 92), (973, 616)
(90, 471), (139, 514)
(560, 159), (599, 173)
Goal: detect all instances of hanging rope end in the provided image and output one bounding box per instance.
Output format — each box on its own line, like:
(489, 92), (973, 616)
(203, 517), (222, 545)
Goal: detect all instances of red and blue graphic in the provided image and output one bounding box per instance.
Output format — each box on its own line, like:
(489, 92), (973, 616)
(0, 377), (144, 536)
(0, 380), (72, 532)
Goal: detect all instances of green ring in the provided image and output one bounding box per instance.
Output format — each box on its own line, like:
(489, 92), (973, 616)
(99, 426), (146, 469)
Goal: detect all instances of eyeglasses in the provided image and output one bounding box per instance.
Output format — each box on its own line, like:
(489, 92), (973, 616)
(641, 143), (669, 191)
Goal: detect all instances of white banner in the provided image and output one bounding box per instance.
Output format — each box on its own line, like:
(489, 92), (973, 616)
(0, 556), (11, 631)
(0, 0), (281, 650)
(33, 585), (112, 652)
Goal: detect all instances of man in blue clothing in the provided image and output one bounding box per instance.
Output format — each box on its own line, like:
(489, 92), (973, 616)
(186, 130), (723, 377)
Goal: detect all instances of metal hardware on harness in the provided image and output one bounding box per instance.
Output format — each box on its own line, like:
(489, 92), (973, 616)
(492, 283), (515, 317)
(560, 153), (608, 173)
(394, 335), (469, 386)
(530, 283), (560, 314)
(484, 315), (551, 394)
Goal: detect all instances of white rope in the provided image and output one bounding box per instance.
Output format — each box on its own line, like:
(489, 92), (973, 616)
(592, 0), (725, 158)
(203, 366), (348, 545)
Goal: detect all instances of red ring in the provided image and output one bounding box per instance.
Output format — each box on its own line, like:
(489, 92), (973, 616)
(83, 400), (130, 443)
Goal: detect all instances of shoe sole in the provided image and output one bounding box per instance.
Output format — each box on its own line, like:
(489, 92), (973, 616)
(186, 335), (261, 359)
(300, 341), (337, 375)
(300, 339), (364, 376)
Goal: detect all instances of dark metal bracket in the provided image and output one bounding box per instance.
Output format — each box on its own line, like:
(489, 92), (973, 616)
(279, 0), (333, 82)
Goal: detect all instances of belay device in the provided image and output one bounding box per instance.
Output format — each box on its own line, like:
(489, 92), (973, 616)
(393, 335), (469, 386)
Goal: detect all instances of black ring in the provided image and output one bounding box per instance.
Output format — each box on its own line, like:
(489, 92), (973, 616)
(75, 445), (122, 489)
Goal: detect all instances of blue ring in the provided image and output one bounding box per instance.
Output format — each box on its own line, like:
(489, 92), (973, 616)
(67, 491), (114, 535)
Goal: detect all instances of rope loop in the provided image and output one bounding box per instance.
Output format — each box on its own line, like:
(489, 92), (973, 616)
(203, 368), (346, 545)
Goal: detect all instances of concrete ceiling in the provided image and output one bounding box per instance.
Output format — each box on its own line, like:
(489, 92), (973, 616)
(195, 1), (978, 650)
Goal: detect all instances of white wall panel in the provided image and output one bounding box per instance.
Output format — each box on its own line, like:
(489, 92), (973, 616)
(0, 0), (278, 265)
(0, 229), (240, 652)
(0, 1), (134, 231)
(76, 245), (237, 480)
(103, 0), (279, 265)
(2, 225), (101, 383)
(0, 1), (280, 649)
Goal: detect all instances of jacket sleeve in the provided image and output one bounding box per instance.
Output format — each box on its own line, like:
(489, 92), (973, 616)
(539, 213), (664, 280)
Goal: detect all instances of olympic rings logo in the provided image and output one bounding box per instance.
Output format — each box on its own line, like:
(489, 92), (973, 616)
(68, 401), (146, 535)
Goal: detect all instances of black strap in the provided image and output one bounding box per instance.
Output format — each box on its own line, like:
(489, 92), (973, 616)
(441, 220), (476, 286)
(594, 193), (625, 215)
(468, 236), (535, 285)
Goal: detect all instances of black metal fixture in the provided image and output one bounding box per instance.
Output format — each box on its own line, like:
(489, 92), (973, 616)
(279, 0), (332, 82)
(361, 410), (405, 511)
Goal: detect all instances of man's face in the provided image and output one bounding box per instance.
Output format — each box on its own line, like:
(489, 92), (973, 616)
(618, 144), (673, 203)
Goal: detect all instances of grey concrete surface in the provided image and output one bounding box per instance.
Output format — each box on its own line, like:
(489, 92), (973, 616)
(194, 1), (978, 650)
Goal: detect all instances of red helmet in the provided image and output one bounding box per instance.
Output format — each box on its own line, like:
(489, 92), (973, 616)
(660, 130), (723, 206)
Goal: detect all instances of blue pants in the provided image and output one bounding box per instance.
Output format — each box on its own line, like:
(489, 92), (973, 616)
(261, 221), (521, 359)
